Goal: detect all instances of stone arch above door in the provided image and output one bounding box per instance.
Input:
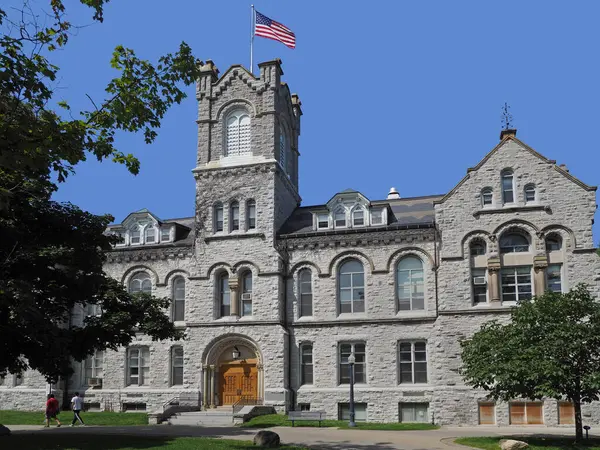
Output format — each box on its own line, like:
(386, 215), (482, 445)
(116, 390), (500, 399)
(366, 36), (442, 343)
(202, 334), (263, 367)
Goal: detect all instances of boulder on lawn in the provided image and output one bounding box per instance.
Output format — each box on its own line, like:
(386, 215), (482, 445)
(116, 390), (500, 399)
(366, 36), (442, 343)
(253, 430), (281, 448)
(0, 424), (11, 436)
(499, 439), (529, 450)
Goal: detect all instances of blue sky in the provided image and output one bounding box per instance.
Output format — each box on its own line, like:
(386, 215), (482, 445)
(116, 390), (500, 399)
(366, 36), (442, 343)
(49, 0), (599, 240)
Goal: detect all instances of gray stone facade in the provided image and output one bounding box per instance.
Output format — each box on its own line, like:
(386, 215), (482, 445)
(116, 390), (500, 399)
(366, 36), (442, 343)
(2, 60), (599, 426)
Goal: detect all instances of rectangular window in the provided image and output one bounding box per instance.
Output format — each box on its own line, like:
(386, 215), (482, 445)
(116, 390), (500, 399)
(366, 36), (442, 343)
(123, 402), (147, 412)
(299, 271), (313, 317)
(399, 403), (429, 423)
(145, 228), (156, 244)
(173, 278), (185, 322)
(241, 274), (253, 317)
(558, 402), (575, 425)
(130, 229), (141, 244)
(0, 376), (4, 386)
(84, 350), (104, 380)
(339, 403), (367, 422)
(371, 209), (383, 225)
(509, 402), (543, 425)
(334, 211), (346, 228)
(317, 213), (329, 229)
(128, 347), (150, 386)
(472, 269), (487, 305)
(215, 207), (224, 232)
(502, 173), (514, 204)
(85, 303), (102, 317)
(546, 264), (562, 293)
(339, 343), (366, 384)
(399, 342), (427, 384)
(300, 345), (313, 385)
(479, 402), (496, 425)
(14, 374), (23, 386)
(298, 403), (310, 412)
(501, 267), (532, 303)
(161, 227), (171, 242)
(247, 202), (256, 230)
(231, 204), (239, 231)
(171, 347), (184, 386)
(353, 210), (364, 227)
(339, 269), (365, 314)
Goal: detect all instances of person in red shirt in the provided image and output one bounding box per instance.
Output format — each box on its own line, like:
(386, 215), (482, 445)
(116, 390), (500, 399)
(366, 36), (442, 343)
(44, 393), (61, 427)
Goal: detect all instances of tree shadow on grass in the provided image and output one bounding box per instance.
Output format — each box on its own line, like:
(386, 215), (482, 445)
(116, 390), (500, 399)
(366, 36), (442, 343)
(483, 434), (600, 449)
(281, 441), (405, 450)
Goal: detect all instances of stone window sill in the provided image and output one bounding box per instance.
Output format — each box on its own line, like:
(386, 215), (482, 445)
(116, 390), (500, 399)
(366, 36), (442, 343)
(473, 204), (550, 218)
(206, 232), (265, 242)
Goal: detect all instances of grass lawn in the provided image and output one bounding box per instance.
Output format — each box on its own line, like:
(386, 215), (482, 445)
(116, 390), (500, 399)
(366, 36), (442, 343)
(455, 436), (600, 449)
(0, 410), (148, 426)
(241, 413), (439, 430)
(0, 435), (305, 449)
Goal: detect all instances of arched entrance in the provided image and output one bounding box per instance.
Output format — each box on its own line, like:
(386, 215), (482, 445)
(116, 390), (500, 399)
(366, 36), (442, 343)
(202, 334), (263, 408)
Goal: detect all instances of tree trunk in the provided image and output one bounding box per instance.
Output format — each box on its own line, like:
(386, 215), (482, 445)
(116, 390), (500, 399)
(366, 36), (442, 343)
(574, 398), (583, 443)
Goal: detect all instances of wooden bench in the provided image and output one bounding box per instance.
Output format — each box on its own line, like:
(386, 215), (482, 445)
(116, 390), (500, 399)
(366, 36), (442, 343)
(288, 410), (327, 427)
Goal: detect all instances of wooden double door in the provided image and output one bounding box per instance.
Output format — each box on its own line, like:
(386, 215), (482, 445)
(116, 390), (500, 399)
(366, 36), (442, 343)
(220, 362), (258, 405)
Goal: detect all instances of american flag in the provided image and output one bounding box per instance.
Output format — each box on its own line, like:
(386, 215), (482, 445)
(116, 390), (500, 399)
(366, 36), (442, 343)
(254, 11), (296, 49)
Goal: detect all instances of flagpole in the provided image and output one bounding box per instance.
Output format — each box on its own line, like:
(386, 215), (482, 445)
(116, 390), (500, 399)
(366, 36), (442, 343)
(250, 4), (255, 73)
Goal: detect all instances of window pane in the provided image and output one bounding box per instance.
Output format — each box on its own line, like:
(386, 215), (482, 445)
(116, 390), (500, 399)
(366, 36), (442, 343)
(242, 301), (252, 316)
(546, 264), (562, 293)
(247, 201), (256, 229)
(340, 274), (352, 288)
(317, 214), (329, 228)
(353, 210), (364, 226)
(230, 203), (239, 231)
(371, 209), (383, 224)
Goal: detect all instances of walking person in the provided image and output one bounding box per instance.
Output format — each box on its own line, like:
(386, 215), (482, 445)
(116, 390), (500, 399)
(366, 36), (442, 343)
(70, 392), (85, 426)
(44, 393), (61, 427)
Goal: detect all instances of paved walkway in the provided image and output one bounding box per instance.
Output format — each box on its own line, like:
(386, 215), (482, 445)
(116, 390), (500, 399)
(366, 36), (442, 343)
(5, 424), (590, 449)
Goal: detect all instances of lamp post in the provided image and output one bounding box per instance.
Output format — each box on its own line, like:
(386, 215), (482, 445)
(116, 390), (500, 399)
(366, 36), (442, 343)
(348, 351), (356, 428)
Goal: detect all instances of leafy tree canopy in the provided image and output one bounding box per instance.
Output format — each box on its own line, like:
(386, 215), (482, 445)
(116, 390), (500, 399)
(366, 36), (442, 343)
(461, 285), (600, 441)
(0, 0), (202, 382)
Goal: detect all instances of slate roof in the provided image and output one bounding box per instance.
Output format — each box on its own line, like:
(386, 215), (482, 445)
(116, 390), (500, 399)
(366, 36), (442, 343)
(278, 194), (443, 237)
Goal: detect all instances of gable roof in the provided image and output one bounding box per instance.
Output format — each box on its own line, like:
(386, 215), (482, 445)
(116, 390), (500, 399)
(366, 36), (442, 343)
(434, 134), (597, 205)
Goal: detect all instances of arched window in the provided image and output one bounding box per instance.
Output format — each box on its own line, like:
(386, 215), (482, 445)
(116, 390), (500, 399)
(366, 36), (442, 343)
(524, 184), (536, 203)
(172, 277), (185, 321)
(338, 259), (365, 313)
(230, 201), (239, 231)
(334, 208), (346, 228)
(545, 234), (563, 252)
(170, 346), (184, 386)
(144, 226), (156, 244)
(279, 131), (287, 173)
(246, 200), (256, 230)
(481, 188), (493, 207)
(241, 271), (252, 316)
(397, 256), (425, 311)
(218, 273), (230, 317)
(129, 272), (152, 294)
(298, 269), (313, 317)
(499, 232), (529, 253)
(501, 169), (514, 204)
(130, 226), (141, 245)
(226, 110), (251, 157)
(352, 208), (365, 227)
(470, 239), (487, 256)
(214, 203), (224, 232)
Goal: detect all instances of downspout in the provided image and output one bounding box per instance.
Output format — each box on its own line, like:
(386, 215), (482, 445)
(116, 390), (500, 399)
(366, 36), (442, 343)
(280, 240), (295, 412)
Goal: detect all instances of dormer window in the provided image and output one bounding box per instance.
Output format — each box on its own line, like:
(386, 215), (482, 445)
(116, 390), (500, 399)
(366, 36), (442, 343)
(317, 213), (329, 229)
(481, 188), (493, 207)
(371, 209), (383, 225)
(352, 209), (364, 227)
(145, 227), (156, 244)
(161, 227), (171, 242)
(334, 209), (346, 228)
(524, 184), (536, 203)
(130, 227), (141, 245)
(114, 230), (126, 246)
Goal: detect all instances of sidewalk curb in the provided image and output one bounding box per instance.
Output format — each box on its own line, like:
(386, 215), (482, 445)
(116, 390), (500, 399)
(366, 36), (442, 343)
(440, 437), (479, 449)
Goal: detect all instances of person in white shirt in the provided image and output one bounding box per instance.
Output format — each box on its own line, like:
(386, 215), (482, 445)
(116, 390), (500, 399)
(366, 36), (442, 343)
(70, 392), (85, 426)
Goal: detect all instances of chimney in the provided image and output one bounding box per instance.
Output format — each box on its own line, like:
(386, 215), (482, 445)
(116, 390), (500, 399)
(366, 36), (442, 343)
(559, 164), (569, 173)
(387, 187), (401, 200)
(500, 128), (517, 140)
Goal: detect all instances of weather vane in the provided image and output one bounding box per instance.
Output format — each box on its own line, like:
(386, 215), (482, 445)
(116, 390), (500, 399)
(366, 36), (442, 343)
(501, 102), (513, 130)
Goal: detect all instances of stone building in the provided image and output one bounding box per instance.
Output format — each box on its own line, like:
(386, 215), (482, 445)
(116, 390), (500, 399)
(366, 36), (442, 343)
(2, 59), (599, 426)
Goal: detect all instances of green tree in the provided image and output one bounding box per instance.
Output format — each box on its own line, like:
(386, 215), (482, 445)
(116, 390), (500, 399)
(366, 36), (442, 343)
(460, 285), (600, 442)
(0, 1), (201, 383)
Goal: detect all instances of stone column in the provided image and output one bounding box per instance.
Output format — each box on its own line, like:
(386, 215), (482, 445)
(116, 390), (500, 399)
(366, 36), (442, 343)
(533, 255), (548, 296)
(210, 365), (217, 408)
(212, 367), (219, 407)
(487, 255), (501, 304)
(202, 368), (209, 409)
(257, 363), (264, 401)
(229, 279), (239, 317)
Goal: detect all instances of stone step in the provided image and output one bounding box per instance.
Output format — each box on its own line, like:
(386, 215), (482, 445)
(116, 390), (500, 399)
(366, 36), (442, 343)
(175, 411), (233, 417)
